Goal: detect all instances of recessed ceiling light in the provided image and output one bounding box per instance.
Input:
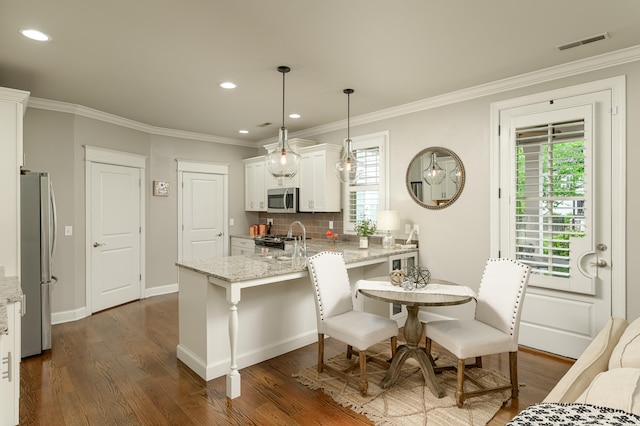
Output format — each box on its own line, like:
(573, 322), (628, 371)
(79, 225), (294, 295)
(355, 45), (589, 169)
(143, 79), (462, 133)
(238, 130), (249, 134)
(19, 29), (51, 41)
(219, 82), (237, 89)
(289, 113), (301, 119)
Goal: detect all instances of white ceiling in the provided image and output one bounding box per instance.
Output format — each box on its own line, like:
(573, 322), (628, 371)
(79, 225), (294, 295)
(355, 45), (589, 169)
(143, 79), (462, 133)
(2, 1), (640, 145)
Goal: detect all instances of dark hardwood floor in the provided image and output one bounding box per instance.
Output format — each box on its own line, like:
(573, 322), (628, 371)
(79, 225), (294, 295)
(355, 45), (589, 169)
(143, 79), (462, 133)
(20, 293), (573, 425)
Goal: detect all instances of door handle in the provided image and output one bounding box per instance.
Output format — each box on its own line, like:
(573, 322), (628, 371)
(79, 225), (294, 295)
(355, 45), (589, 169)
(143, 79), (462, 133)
(93, 242), (105, 248)
(590, 259), (608, 268)
(216, 232), (223, 237)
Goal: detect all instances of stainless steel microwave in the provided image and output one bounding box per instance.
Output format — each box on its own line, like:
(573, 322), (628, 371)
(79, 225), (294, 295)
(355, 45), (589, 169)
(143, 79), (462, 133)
(267, 187), (299, 213)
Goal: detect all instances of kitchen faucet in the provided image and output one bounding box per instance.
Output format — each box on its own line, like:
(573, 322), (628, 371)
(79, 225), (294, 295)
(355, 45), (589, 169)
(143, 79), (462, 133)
(287, 221), (307, 257)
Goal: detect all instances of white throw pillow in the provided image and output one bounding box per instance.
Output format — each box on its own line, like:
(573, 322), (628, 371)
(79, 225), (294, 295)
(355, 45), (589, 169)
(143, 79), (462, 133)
(575, 368), (640, 415)
(609, 316), (640, 369)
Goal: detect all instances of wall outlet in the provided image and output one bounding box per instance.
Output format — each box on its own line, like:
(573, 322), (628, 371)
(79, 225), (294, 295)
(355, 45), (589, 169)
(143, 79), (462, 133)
(329, 221), (333, 229)
(267, 218), (273, 225)
(405, 223), (412, 234)
(413, 224), (420, 235)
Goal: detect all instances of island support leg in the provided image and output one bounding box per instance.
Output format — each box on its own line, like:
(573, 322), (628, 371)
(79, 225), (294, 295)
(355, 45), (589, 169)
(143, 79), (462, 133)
(226, 287), (241, 399)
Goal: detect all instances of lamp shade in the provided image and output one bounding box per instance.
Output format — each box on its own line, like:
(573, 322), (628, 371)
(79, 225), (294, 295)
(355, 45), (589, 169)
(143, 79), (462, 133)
(377, 210), (399, 231)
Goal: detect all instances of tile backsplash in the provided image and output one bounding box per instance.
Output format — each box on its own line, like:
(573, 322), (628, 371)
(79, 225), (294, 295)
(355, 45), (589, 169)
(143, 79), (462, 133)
(255, 211), (383, 245)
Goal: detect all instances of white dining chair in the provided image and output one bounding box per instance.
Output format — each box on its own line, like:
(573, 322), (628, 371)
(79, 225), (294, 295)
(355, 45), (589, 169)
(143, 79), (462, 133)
(307, 251), (398, 396)
(425, 258), (530, 408)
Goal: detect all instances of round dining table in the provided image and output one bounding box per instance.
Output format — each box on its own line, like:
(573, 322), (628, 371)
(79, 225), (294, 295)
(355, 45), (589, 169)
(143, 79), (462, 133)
(358, 278), (473, 398)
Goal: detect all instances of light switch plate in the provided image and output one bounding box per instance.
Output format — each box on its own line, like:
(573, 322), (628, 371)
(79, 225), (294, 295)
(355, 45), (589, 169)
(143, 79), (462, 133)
(65, 225), (73, 236)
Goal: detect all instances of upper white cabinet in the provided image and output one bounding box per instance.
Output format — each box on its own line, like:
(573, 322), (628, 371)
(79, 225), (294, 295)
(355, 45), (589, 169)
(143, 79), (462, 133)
(298, 144), (341, 213)
(0, 87), (29, 277)
(243, 158), (267, 211)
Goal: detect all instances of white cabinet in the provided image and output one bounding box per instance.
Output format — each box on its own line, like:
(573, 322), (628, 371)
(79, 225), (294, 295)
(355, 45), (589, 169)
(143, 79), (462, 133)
(0, 87), (28, 426)
(231, 236), (255, 256)
(1, 300), (21, 426)
(0, 87), (29, 277)
(244, 159), (267, 211)
(243, 157), (284, 212)
(298, 144), (341, 212)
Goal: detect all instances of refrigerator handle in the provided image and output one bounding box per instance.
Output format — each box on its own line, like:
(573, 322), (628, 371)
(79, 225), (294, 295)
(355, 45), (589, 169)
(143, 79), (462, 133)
(40, 175), (51, 283)
(50, 179), (58, 266)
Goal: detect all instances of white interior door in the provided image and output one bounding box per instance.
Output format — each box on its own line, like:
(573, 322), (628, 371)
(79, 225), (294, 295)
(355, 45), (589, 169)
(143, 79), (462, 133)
(90, 163), (141, 312)
(181, 172), (225, 262)
(498, 90), (614, 358)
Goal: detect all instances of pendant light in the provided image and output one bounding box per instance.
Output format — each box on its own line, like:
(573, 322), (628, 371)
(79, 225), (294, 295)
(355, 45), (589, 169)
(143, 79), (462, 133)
(423, 152), (446, 185)
(334, 88), (364, 184)
(265, 66), (301, 179)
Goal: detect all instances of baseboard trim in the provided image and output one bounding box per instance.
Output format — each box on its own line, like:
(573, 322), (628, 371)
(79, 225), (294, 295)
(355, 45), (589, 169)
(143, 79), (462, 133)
(51, 284), (178, 325)
(177, 331), (318, 381)
(52, 306), (90, 325)
(145, 283), (178, 298)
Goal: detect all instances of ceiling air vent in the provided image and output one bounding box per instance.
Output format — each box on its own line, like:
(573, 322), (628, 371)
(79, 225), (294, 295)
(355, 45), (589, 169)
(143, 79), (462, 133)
(557, 32), (609, 51)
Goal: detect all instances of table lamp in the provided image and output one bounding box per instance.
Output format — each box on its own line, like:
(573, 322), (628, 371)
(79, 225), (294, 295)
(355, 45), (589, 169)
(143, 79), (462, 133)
(377, 210), (400, 249)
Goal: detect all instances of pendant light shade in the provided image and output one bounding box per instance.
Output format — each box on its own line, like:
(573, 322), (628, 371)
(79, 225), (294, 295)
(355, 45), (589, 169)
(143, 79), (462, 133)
(423, 152), (446, 185)
(334, 89), (364, 184)
(265, 66), (301, 179)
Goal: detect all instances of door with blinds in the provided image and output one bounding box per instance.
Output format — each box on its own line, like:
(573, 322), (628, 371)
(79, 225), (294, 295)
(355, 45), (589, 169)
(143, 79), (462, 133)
(499, 90), (612, 358)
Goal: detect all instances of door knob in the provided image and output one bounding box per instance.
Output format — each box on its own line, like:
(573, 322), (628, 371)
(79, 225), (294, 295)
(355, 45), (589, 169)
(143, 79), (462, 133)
(93, 242), (105, 248)
(216, 232), (223, 237)
(590, 259), (607, 268)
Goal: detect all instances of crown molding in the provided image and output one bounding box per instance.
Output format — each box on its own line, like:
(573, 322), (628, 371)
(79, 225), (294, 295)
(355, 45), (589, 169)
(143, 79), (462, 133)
(25, 44), (640, 148)
(26, 98), (257, 148)
(275, 44), (640, 144)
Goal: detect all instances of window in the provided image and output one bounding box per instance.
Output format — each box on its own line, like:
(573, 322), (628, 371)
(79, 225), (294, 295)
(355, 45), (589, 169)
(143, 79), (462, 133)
(343, 132), (388, 233)
(514, 119), (586, 279)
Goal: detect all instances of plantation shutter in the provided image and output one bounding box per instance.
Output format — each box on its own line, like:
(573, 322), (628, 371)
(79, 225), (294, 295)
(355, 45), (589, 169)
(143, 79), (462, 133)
(347, 146), (380, 225)
(514, 119), (587, 284)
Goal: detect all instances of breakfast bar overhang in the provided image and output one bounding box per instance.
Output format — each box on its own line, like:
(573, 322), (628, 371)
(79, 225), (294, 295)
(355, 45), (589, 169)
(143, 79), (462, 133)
(176, 243), (418, 399)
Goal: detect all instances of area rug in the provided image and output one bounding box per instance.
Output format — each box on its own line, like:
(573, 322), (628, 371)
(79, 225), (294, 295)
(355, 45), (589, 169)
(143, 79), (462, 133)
(295, 342), (511, 425)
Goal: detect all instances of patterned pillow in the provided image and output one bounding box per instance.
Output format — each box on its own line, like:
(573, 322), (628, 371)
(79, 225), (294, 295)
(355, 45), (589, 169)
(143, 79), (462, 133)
(575, 368), (640, 415)
(609, 317), (640, 369)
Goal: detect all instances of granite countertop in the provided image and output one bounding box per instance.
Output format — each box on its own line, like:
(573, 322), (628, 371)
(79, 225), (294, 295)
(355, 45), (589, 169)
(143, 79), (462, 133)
(177, 241), (418, 283)
(0, 275), (22, 335)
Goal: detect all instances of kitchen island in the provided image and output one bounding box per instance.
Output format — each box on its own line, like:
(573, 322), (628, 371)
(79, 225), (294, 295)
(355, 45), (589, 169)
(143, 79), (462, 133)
(176, 241), (418, 399)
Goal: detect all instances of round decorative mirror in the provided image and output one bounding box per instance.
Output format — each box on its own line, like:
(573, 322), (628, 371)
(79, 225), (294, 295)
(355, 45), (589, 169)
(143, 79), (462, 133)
(405, 146), (465, 210)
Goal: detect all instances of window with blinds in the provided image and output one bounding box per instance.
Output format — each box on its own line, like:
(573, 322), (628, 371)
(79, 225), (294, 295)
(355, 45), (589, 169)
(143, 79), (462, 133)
(347, 146), (380, 224)
(342, 132), (388, 232)
(514, 119), (586, 278)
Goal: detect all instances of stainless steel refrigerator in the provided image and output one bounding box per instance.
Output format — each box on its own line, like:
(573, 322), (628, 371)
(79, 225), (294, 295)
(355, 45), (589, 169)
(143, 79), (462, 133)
(20, 171), (57, 357)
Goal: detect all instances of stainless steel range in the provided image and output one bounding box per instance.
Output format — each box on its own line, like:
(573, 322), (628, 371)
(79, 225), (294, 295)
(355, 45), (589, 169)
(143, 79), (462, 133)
(254, 235), (296, 253)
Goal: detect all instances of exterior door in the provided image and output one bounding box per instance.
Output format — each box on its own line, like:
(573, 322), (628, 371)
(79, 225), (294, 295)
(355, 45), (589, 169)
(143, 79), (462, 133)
(90, 163), (142, 312)
(180, 172), (225, 262)
(497, 90), (614, 358)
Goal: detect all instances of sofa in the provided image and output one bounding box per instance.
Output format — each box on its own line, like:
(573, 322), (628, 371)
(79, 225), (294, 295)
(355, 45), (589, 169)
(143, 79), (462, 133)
(508, 316), (640, 424)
